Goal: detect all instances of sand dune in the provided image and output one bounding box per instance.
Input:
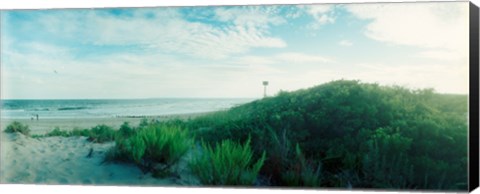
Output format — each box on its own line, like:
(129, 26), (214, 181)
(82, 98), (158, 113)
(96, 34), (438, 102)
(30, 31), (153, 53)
(0, 118), (201, 185)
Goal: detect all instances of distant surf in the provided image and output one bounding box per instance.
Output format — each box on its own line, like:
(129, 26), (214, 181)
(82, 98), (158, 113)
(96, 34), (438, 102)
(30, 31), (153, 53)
(0, 98), (255, 119)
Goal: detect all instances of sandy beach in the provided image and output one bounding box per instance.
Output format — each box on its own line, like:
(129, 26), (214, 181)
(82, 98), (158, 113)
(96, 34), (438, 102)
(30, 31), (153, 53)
(0, 112), (208, 135)
(0, 114), (203, 185)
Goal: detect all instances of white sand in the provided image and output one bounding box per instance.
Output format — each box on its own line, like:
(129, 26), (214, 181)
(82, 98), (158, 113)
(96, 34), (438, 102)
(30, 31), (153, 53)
(0, 117), (201, 185)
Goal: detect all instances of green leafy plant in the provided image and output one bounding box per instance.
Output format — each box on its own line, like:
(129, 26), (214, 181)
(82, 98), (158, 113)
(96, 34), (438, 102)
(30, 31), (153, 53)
(46, 127), (70, 137)
(189, 137), (266, 185)
(118, 122), (136, 139)
(282, 144), (323, 187)
(4, 121), (30, 136)
(361, 128), (414, 189)
(87, 124), (116, 143)
(69, 128), (91, 137)
(106, 123), (193, 176)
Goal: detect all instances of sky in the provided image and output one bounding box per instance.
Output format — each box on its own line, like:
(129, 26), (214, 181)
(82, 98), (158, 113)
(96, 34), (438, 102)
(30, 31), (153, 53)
(0, 1), (470, 99)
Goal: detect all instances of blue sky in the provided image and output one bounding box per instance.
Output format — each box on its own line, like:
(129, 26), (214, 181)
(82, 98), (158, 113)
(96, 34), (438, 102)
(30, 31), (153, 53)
(0, 2), (469, 99)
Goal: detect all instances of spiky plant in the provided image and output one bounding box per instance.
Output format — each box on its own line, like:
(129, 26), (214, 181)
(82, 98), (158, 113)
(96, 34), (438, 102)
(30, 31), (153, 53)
(189, 137), (266, 185)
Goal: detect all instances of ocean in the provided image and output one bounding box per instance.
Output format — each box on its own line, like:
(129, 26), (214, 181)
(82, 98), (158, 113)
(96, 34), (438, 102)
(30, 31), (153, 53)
(0, 98), (255, 119)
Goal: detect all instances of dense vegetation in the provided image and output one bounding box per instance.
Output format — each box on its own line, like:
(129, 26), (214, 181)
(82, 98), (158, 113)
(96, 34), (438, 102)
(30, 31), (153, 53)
(185, 80), (468, 190)
(7, 80), (468, 190)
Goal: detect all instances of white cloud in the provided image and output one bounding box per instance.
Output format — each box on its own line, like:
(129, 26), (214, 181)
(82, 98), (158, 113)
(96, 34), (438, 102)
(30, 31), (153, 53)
(342, 2), (469, 94)
(214, 6), (286, 28)
(418, 50), (466, 61)
(346, 2), (469, 60)
(338, 39), (353, 47)
(3, 41), (317, 98)
(24, 8), (287, 60)
(231, 56), (277, 66)
(275, 52), (334, 64)
(300, 4), (336, 29)
(231, 52), (334, 66)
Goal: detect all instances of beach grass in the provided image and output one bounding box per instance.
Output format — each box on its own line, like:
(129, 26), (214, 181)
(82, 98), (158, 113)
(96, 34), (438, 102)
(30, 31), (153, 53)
(189, 137), (266, 186)
(4, 121), (31, 136)
(105, 122), (193, 177)
(30, 125), (116, 143)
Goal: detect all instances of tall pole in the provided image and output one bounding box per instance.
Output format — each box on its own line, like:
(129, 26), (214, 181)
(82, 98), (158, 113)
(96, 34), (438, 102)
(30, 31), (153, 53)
(263, 81), (269, 98)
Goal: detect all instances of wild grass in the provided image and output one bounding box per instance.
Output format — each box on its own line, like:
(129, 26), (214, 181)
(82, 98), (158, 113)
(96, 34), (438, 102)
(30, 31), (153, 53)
(4, 121), (31, 136)
(281, 144), (323, 187)
(47, 127), (70, 137)
(105, 122), (193, 177)
(117, 122), (135, 139)
(189, 137), (266, 186)
(87, 124), (116, 143)
(31, 125), (116, 143)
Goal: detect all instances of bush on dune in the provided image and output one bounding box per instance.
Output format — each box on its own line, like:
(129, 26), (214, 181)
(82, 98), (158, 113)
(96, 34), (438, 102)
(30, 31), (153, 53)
(87, 124), (116, 143)
(46, 127), (70, 137)
(31, 124), (116, 144)
(69, 128), (91, 137)
(281, 144), (323, 187)
(189, 137), (266, 186)
(4, 121), (31, 136)
(187, 80), (468, 190)
(117, 122), (136, 139)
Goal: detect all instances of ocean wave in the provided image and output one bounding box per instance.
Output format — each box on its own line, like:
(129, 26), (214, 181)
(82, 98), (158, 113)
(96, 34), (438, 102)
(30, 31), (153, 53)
(57, 107), (89, 111)
(32, 108), (51, 111)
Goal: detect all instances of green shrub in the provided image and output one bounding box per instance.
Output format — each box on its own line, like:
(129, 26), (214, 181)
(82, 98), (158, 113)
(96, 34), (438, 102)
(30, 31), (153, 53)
(189, 138), (266, 186)
(139, 118), (150, 129)
(361, 128), (414, 189)
(70, 128), (91, 137)
(46, 127), (70, 137)
(4, 121), (30, 136)
(185, 80), (468, 189)
(281, 144), (323, 187)
(87, 124), (116, 143)
(106, 123), (193, 176)
(118, 122), (136, 139)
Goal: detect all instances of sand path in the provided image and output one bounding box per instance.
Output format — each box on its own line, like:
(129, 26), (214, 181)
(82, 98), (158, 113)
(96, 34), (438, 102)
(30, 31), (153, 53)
(0, 132), (199, 185)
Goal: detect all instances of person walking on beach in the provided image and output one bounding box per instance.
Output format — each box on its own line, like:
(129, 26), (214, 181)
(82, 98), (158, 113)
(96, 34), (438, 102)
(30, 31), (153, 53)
(36, 114), (39, 121)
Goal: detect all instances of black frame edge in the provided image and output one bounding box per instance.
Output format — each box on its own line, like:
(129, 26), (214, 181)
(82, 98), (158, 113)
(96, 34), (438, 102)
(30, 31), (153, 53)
(470, 1), (480, 192)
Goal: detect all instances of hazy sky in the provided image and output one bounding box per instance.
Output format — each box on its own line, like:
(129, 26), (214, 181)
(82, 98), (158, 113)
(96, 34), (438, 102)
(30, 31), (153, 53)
(0, 2), (469, 99)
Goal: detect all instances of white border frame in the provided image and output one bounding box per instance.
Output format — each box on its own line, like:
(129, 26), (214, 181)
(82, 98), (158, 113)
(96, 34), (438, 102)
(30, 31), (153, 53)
(0, 1), (478, 194)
